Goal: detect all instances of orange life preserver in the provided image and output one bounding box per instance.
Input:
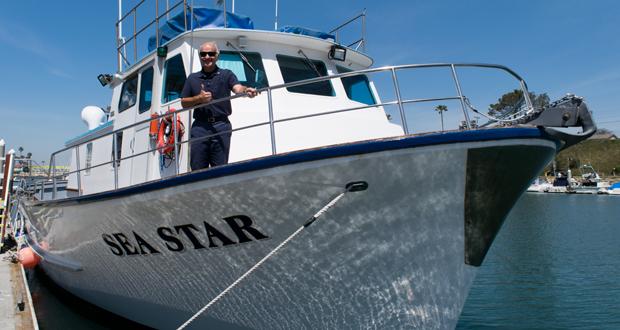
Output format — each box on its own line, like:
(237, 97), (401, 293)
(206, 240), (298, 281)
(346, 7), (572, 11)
(156, 108), (185, 155)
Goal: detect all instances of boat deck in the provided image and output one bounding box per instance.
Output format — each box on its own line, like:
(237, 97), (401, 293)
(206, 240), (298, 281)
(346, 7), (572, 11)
(0, 254), (37, 330)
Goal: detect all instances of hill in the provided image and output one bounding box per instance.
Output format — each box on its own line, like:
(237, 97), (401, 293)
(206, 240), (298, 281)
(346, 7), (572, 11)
(548, 139), (620, 177)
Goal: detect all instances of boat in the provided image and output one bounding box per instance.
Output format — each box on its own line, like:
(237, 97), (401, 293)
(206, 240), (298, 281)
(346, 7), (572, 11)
(526, 177), (553, 193)
(571, 164), (611, 194)
(14, 2), (597, 329)
(608, 182), (620, 195)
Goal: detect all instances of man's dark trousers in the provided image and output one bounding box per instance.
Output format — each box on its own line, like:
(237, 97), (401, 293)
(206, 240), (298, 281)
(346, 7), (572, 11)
(190, 120), (232, 170)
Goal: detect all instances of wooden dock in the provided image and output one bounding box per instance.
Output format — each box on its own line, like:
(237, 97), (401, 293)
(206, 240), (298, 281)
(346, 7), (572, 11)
(0, 254), (37, 330)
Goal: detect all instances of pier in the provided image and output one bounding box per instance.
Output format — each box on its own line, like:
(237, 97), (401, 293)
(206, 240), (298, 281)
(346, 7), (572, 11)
(0, 254), (37, 330)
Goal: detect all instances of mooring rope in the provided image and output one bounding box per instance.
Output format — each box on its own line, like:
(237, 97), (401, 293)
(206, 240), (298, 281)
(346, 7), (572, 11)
(176, 181), (368, 330)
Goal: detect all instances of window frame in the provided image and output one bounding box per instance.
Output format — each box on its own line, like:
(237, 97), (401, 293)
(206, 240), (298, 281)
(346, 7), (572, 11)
(276, 54), (335, 97)
(138, 66), (155, 114)
(118, 75), (139, 113)
(218, 51), (269, 89)
(161, 53), (187, 104)
(336, 65), (377, 105)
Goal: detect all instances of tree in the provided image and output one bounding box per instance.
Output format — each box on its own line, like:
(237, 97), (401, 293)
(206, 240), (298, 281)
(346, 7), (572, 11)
(488, 89), (550, 118)
(435, 105), (448, 132)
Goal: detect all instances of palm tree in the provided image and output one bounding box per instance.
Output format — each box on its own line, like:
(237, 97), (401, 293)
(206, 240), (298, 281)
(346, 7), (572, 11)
(435, 105), (448, 132)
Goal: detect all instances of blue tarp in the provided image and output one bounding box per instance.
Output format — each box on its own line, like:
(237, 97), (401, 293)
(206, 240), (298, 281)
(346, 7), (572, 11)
(611, 182), (620, 189)
(148, 7), (254, 52)
(279, 26), (335, 40)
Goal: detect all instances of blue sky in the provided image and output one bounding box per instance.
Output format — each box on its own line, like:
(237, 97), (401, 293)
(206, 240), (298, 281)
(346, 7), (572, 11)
(1, 0), (619, 162)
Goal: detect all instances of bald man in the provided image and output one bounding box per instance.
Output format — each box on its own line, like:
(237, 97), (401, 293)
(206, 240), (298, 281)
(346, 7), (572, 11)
(181, 41), (257, 170)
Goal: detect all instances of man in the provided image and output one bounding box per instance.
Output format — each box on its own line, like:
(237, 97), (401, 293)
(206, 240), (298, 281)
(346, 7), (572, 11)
(181, 41), (258, 170)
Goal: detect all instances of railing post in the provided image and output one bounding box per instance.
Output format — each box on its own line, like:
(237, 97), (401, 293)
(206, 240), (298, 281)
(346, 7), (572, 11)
(390, 68), (409, 134)
(75, 146), (81, 196)
(267, 89), (277, 155)
(155, 0), (160, 48)
(450, 64), (472, 129)
(173, 111), (180, 175)
(520, 80), (534, 111)
(362, 9), (366, 53)
(113, 133), (119, 190)
(187, 108), (192, 171)
(51, 156), (57, 200)
(133, 9), (138, 64)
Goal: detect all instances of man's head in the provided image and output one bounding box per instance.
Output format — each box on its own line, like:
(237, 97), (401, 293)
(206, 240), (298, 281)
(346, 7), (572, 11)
(199, 42), (219, 72)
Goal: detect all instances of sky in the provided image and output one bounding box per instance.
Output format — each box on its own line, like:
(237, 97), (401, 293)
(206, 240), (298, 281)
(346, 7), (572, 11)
(0, 0), (619, 162)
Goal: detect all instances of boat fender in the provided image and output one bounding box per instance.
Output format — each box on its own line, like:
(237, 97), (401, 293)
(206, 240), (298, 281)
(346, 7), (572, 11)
(156, 108), (185, 155)
(18, 247), (41, 269)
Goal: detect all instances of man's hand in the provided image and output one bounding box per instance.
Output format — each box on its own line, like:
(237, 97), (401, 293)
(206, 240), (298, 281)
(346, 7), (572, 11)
(245, 87), (258, 98)
(196, 90), (213, 104)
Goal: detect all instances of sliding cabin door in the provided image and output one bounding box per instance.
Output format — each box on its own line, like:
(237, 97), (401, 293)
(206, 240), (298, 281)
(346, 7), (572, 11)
(114, 74), (139, 188)
(131, 65), (155, 185)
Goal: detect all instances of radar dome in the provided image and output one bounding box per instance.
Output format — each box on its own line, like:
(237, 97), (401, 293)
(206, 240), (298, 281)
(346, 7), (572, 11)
(81, 106), (107, 130)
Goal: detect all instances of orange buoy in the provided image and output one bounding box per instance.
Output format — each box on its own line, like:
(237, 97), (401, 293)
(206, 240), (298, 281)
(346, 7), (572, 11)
(156, 108), (185, 155)
(18, 247), (41, 269)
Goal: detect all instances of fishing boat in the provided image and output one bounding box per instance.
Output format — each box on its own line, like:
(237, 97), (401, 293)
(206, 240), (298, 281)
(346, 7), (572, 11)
(15, 1), (597, 329)
(571, 164), (611, 194)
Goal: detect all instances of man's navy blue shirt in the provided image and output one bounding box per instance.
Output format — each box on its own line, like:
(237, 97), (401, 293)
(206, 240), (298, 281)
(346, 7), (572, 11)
(181, 66), (239, 121)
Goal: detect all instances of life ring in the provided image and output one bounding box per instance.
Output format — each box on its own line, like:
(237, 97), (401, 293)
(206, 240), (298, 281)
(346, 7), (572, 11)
(156, 108), (185, 155)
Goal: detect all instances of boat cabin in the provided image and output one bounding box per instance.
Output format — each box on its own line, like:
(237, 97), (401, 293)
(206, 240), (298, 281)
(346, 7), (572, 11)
(63, 6), (402, 195)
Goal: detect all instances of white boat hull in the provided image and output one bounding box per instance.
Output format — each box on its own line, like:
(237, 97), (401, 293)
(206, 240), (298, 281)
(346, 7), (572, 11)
(22, 131), (557, 329)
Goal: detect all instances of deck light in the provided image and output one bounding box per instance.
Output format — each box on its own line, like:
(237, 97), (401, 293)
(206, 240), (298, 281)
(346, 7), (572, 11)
(157, 45), (168, 57)
(329, 45), (347, 61)
(97, 74), (113, 87)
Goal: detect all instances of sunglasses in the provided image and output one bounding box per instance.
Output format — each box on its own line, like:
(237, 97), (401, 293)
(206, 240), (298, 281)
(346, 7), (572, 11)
(199, 51), (218, 58)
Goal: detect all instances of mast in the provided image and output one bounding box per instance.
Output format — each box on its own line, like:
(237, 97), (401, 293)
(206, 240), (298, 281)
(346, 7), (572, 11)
(117, 0), (123, 71)
(274, 0), (279, 30)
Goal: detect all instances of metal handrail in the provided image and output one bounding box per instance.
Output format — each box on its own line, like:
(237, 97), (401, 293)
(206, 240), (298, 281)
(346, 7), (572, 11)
(45, 63), (531, 199)
(329, 9), (366, 52)
(116, 0), (187, 71)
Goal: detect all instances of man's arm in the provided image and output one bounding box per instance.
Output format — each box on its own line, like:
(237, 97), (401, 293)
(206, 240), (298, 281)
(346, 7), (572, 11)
(232, 84), (258, 98)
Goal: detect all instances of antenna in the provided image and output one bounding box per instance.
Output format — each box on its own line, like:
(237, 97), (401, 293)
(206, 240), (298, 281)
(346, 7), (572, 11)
(274, 0), (279, 31)
(117, 0), (123, 71)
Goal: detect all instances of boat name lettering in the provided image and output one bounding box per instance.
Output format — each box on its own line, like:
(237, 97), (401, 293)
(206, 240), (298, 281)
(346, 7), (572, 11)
(101, 215), (269, 256)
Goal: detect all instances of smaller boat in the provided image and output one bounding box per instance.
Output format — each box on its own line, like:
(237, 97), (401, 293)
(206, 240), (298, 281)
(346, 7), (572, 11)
(571, 164), (611, 194)
(607, 182), (620, 195)
(526, 177), (553, 193)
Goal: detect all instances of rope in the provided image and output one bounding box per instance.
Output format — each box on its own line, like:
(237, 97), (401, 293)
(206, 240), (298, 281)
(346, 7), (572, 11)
(176, 181), (367, 329)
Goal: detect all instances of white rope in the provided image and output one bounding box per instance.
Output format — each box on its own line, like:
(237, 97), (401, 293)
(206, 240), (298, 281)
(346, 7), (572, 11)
(176, 190), (350, 329)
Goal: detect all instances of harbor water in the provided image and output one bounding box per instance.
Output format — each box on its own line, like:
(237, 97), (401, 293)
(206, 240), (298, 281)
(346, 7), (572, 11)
(27, 193), (620, 329)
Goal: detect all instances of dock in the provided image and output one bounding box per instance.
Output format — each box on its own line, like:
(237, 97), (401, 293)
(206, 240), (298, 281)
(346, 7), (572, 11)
(0, 253), (37, 330)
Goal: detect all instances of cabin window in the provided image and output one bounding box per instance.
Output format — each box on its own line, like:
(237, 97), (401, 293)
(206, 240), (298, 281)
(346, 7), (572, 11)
(118, 76), (138, 112)
(162, 54), (186, 103)
(85, 143), (93, 175)
(337, 66), (376, 105)
(218, 51), (269, 88)
(139, 67), (154, 114)
(276, 54), (334, 96)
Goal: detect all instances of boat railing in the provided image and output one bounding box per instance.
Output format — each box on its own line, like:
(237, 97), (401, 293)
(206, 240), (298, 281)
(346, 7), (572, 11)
(329, 9), (367, 52)
(117, 0), (189, 72)
(44, 63), (533, 200)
